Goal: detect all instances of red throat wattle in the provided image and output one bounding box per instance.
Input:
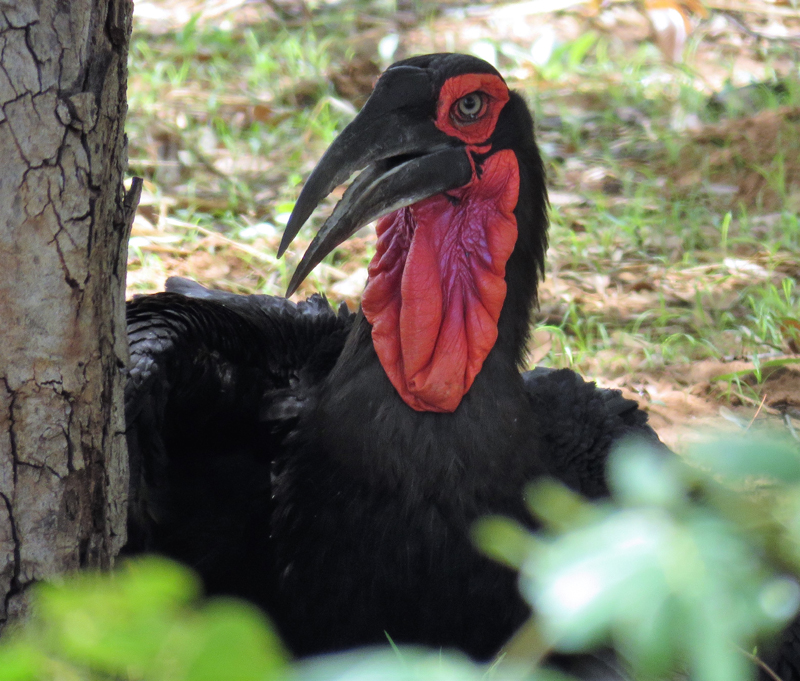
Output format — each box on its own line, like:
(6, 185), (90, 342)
(362, 148), (520, 412)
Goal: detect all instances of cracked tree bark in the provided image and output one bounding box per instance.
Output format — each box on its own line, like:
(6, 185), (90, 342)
(0, 0), (135, 628)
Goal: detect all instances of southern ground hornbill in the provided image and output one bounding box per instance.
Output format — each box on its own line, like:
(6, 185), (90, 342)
(125, 53), (665, 665)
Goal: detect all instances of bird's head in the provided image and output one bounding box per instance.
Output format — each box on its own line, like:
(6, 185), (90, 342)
(281, 53), (548, 413)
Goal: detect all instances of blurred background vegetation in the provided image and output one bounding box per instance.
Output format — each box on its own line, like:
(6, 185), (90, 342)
(124, 0), (800, 452)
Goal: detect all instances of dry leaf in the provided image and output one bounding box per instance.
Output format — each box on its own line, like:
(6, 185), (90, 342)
(643, 0), (707, 62)
(781, 318), (800, 354)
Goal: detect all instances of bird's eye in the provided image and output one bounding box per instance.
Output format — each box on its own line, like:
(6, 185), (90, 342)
(452, 92), (487, 123)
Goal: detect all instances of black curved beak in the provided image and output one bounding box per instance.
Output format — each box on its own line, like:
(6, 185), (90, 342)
(279, 66), (473, 297)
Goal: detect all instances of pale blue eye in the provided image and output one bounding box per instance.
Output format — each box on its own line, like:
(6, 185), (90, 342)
(456, 92), (485, 119)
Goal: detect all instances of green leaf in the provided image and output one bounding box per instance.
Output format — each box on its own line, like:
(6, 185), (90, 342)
(0, 558), (287, 681)
(608, 441), (685, 508)
(293, 647), (571, 681)
(524, 480), (602, 532)
(0, 642), (43, 681)
(36, 558), (199, 676)
(688, 436), (800, 483)
(181, 600), (285, 681)
(520, 508), (675, 651)
(473, 516), (540, 569)
(293, 648), (486, 681)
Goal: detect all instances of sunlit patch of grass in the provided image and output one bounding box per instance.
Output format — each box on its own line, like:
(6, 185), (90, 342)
(127, 22), (348, 198)
(517, 18), (800, 391)
(125, 12), (365, 295)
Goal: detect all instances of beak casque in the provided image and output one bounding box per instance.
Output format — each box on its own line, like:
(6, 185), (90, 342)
(279, 65), (473, 296)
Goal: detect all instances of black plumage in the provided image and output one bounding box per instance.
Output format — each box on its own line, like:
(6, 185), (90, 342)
(125, 281), (657, 657)
(124, 53), (665, 664)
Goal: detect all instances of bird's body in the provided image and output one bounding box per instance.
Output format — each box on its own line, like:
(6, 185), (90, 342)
(125, 282), (655, 658)
(124, 53), (663, 662)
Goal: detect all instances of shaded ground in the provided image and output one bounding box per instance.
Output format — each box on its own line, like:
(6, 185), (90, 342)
(125, 0), (800, 451)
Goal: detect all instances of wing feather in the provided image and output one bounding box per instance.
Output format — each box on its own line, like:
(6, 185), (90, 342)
(124, 278), (354, 601)
(522, 366), (665, 499)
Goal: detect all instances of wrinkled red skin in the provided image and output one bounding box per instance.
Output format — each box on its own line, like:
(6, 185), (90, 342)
(362, 74), (520, 413)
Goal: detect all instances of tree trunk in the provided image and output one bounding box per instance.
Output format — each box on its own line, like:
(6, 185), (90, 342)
(0, 0), (136, 628)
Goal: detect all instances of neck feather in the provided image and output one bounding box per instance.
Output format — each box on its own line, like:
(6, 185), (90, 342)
(486, 90), (548, 367)
(492, 138), (548, 368)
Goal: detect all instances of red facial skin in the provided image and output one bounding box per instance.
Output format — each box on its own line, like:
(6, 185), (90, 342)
(434, 73), (510, 144)
(362, 74), (520, 413)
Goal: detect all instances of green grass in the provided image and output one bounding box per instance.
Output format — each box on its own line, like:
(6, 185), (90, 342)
(125, 2), (800, 399)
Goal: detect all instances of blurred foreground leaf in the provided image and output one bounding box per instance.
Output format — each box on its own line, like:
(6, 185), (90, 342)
(293, 647), (569, 681)
(0, 558), (286, 681)
(688, 435), (800, 484)
(477, 437), (800, 681)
